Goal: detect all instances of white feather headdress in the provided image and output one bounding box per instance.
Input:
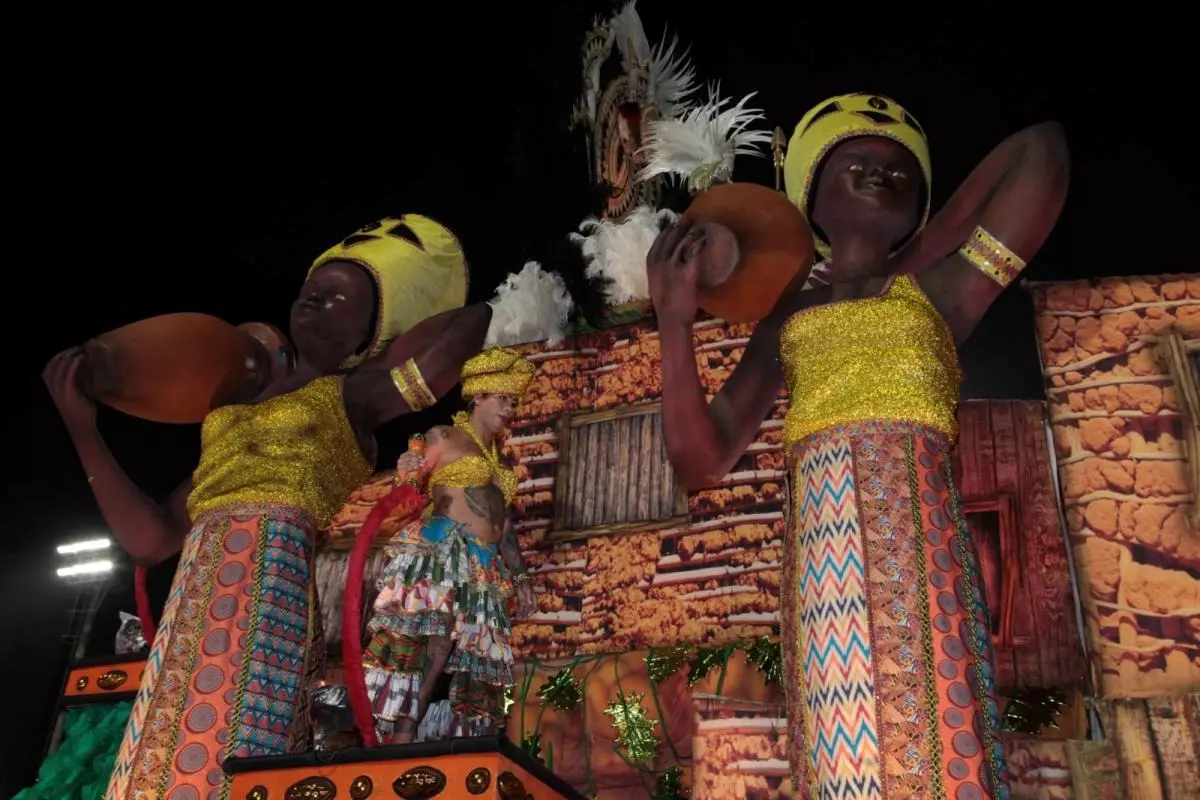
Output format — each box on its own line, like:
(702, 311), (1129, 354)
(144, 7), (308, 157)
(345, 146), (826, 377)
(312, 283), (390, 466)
(485, 262), (574, 347)
(638, 86), (773, 192)
(569, 205), (678, 305)
(608, 1), (696, 120)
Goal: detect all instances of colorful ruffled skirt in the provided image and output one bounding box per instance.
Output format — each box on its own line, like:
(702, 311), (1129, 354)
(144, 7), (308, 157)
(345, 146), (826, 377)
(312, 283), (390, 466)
(363, 515), (514, 740)
(105, 505), (323, 800)
(783, 421), (1010, 800)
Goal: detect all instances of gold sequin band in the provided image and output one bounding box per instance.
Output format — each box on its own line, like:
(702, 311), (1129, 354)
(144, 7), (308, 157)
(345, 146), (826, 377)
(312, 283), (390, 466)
(513, 572), (531, 584)
(390, 359), (437, 411)
(958, 226), (1026, 287)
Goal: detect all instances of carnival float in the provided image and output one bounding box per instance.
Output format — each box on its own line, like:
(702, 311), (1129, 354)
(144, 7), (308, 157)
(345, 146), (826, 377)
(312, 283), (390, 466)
(18, 3), (1200, 799)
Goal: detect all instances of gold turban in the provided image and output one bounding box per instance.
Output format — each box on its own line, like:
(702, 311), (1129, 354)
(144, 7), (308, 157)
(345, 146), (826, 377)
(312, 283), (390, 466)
(783, 93), (932, 259)
(460, 347), (536, 399)
(309, 214), (469, 368)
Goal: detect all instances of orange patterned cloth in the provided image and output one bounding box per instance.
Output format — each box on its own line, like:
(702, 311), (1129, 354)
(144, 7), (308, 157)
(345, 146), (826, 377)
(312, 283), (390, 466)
(783, 422), (1008, 799)
(106, 506), (323, 800)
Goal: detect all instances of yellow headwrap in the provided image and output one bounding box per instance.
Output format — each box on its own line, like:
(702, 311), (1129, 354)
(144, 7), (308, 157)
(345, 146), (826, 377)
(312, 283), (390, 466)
(309, 214), (469, 368)
(783, 93), (932, 259)
(460, 347), (536, 400)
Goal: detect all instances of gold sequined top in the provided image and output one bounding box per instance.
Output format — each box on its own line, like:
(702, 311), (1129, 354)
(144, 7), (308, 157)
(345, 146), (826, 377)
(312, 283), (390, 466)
(429, 456), (518, 506)
(188, 376), (374, 525)
(779, 274), (962, 449)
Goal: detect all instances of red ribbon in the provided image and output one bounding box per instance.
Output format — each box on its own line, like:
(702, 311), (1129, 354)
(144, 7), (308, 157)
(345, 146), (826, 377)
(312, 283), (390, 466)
(341, 481), (427, 747)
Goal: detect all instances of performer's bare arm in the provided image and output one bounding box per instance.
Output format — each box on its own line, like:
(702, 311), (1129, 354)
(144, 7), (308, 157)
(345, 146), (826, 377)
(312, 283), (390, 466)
(343, 304), (493, 431)
(42, 349), (192, 565)
(896, 121), (1070, 343)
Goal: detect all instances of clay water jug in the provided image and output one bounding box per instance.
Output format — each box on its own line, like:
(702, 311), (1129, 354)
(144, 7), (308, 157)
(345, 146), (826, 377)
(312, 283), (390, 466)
(79, 313), (295, 424)
(682, 182), (815, 323)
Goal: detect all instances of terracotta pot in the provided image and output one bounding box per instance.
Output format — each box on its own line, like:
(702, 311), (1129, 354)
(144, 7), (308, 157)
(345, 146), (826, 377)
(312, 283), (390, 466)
(80, 313), (294, 424)
(683, 182), (815, 323)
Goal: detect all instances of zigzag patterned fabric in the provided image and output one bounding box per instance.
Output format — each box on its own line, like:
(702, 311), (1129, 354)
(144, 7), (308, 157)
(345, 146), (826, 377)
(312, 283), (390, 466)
(783, 423), (1010, 800)
(105, 507), (322, 800)
(792, 434), (883, 797)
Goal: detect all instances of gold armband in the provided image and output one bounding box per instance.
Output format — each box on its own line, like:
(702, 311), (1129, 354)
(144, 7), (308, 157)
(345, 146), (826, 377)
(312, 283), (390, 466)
(513, 572), (531, 585)
(958, 226), (1026, 288)
(390, 359), (437, 411)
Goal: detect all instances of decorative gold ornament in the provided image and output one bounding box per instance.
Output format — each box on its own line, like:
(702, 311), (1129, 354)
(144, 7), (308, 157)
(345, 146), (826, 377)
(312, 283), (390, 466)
(74, 676), (88, 691)
(392, 765), (447, 799)
(349, 775), (373, 799)
(465, 767), (492, 794)
(246, 787), (269, 800)
(97, 670), (129, 691)
(958, 225), (1026, 288)
(496, 771), (527, 800)
(284, 776), (336, 800)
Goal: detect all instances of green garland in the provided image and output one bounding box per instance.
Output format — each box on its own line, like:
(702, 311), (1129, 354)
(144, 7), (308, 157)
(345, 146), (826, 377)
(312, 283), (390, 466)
(14, 701), (133, 800)
(511, 637), (782, 799)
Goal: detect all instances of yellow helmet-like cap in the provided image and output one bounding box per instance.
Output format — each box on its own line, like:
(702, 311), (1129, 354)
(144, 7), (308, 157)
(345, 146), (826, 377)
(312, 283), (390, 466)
(783, 93), (932, 259)
(309, 214), (469, 368)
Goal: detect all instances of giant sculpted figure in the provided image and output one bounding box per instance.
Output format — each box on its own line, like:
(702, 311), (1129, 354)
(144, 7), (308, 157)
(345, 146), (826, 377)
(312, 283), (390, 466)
(649, 94), (1069, 799)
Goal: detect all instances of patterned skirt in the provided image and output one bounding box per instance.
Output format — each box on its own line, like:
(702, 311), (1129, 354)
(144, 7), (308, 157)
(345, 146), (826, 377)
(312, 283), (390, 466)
(363, 515), (514, 740)
(105, 505), (323, 800)
(783, 421), (1010, 800)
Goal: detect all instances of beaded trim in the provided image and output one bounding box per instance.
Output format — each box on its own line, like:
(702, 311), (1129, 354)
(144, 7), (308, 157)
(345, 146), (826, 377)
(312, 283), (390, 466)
(390, 358), (438, 411)
(958, 226), (1025, 287)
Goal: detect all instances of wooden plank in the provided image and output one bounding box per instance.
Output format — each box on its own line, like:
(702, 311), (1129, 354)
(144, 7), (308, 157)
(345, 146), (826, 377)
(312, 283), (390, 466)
(1145, 695), (1200, 800)
(1066, 738), (1123, 799)
(648, 412), (662, 520)
(613, 413), (630, 523)
(988, 401), (1020, 691)
(956, 400), (997, 501)
(549, 404), (686, 541)
(1013, 401), (1085, 689)
(582, 422), (600, 528)
(634, 413), (651, 521)
(553, 414), (573, 532)
(1113, 700), (1164, 800)
(659, 412), (677, 518)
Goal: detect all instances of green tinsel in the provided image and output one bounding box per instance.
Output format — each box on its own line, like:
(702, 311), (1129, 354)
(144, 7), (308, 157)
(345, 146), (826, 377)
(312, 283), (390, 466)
(538, 667), (584, 711)
(687, 642), (739, 687)
(604, 692), (660, 764)
(742, 637), (783, 687)
(653, 765), (688, 800)
(645, 644), (692, 684)
(520, 731), (544, 763)
(14, 701), (133, 800)
(1002, 687), (1067, 735)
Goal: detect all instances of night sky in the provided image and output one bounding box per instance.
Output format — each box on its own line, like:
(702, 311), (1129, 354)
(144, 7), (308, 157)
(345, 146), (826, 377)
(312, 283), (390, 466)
(2, 9), (1193, 793)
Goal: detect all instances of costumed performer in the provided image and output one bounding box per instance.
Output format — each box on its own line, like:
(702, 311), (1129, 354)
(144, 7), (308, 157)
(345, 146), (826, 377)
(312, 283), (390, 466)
(42, 215), (566, 800)
(358, 347), (536, 744)
(647, 94), (1069, 799)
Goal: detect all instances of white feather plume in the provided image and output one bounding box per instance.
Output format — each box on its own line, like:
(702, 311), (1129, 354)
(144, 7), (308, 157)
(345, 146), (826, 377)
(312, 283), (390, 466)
(638, 86), (773, 192)
(609, 1), (651, 67)
(647, 32), (697, 119)
(607, 2), (696, 120)
(569, 205), (678, 305)
(486, 261), (574, 347)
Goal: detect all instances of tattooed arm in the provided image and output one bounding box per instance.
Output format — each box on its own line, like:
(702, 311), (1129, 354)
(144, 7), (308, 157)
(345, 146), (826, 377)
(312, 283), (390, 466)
(501, 512), (536, 618)
(498, 512), (527, 574)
